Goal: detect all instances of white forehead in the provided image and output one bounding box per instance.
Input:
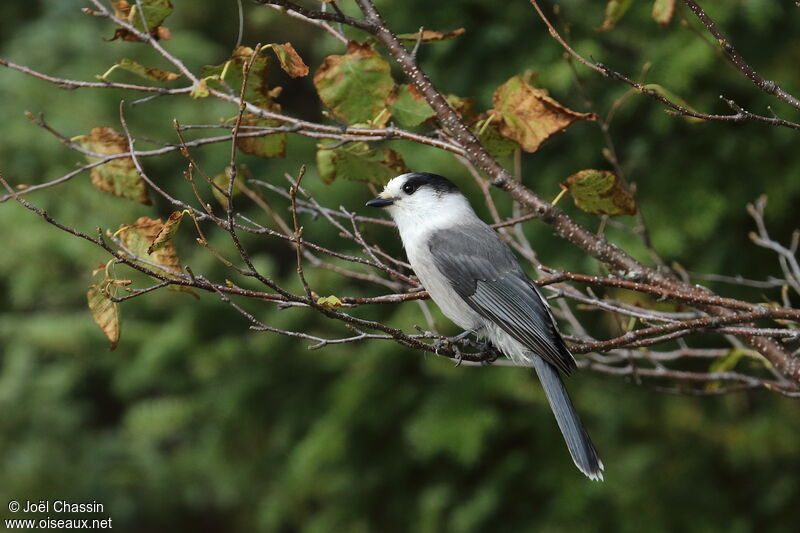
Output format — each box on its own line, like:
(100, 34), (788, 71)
(382, 173), (414, 195)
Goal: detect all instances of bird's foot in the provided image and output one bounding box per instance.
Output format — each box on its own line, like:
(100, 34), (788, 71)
(477, 340), (500, 365)
(432, 329), (475, 366)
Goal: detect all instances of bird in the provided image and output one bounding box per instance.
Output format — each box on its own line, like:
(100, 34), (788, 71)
(366, 172), (603, 481)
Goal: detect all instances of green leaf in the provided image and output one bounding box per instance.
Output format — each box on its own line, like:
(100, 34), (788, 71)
(652, 0), (676, 27)
(562, 169), (636, 216)
(388, 84), (435, 127)
(598, 0), (634, 32)
(235, 115), (287, 159)
(316, 142), (407, 185)
(266, 43), (309, 78)
(313, 41), (395, 125)
(201, 46), (273, 107)
(445, 94), (476, 120)
(474, 117), (519, 158)
(396, 27), (466, 43)
(211, 169), (244, 209)
(147, 210), (186, 254)
(644, 84), (705, 122)
(316, 295), (343, 309)
(110, 0), (173, 41)
(87, 283), (121, 350)
(491, 75), (595, 153)
(77, 127), (151, 205)
(709, 348), (747, 373)
(107, 58), (180, 82)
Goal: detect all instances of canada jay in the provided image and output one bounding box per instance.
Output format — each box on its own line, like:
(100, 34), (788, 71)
(366, 172), (603, 480)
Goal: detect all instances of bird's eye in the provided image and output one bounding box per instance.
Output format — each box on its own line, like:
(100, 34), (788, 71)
(402, 182), (417, 195)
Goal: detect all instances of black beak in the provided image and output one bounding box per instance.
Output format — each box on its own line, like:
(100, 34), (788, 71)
(365, 197), (395, 208)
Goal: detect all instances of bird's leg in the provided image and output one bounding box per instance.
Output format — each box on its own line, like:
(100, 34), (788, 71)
(477, 340), (500, 365)
(432, 329), (475, 366)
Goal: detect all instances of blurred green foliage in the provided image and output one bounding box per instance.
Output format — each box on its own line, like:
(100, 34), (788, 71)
(1, 0), (800, 531)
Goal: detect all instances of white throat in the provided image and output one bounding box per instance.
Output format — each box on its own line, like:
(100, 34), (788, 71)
(389, 193), (478, 250)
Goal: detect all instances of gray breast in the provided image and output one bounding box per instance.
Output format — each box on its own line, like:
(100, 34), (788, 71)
(406, 236), (485, 331)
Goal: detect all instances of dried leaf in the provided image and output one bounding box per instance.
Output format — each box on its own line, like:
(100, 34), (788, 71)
(598, 0), (634, 32)
(313, 41), (394, 125)
(87, 284), (120, 350)
(112, 58), (180, 81)
(388, 84), (435, 127)
(491, 76), (596, 153)
(235, 115), (287, 159)
(147, 210), (185, 254)
(562, 169), (636, 216)
(652, 0), (676, 27)
(201, 46), (272, 107)
(267, 43), (309, 78)
(118, 217), (196, 296)
(396, 27), (466, 43)
(77, 127), (151, 205)
(316, 142), (407, 185)
(317, 295), (343, 309)
(644, 84), (705, 123)
(110, 0), (173, 42)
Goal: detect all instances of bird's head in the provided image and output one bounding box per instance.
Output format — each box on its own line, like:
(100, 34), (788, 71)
(366, 172), (470, 231)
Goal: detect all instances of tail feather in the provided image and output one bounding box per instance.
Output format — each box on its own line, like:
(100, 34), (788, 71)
(532, 356), (604, 481)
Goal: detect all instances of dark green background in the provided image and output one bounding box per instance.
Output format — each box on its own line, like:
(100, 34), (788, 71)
(1, 1), (799, 531)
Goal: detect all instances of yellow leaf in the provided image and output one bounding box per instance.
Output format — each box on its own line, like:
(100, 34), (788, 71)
(77, 127), (151, 205)
(652, 0), (676, 27)
(87, 284), (120, 350)
(317, 295), (343, 308)
(147, 210), (185, 254)
(191, 78), (210, 99)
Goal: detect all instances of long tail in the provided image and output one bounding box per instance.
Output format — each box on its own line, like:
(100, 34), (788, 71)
(531, 356), (604, 481)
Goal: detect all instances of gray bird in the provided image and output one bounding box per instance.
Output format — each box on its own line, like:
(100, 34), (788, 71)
(366, 172), (603, 480)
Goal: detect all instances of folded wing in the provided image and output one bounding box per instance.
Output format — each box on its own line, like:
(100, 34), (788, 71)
(427, 224), (576, 374)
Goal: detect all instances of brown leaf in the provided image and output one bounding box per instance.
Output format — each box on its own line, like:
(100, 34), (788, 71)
(445, 94), (476, 121)
(78, 127), (151, 205)
(119, 217), (183, 274)
(118, 217), (198, 297)
(491, 76), (596, 152)
(396, 27), (466, 43)
(268, 43), (309, 78)
(235, 115), (287, 159)
(87, 284), (120, 350)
